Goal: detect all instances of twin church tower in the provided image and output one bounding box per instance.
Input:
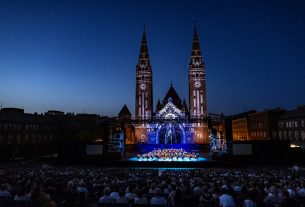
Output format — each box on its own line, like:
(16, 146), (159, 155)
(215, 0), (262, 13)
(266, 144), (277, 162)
(135, 26), (207, 120)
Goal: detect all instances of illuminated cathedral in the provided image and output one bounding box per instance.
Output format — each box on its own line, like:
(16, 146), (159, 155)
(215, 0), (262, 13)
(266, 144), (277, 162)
(131, 26), (209, 145)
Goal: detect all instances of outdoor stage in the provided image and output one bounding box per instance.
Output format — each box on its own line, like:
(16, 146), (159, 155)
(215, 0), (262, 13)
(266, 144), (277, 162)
(115, 155), (229, 168)
(118, 146), (225, 168)
(122, 144), (209, 167)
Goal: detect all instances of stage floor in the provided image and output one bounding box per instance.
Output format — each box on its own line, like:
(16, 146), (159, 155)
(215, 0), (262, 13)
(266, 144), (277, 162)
(128, 157), (207, 162)
(124, 151), (212, 167)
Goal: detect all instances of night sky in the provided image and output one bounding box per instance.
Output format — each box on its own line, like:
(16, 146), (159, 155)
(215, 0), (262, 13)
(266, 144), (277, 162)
(0, 0), (304, 117)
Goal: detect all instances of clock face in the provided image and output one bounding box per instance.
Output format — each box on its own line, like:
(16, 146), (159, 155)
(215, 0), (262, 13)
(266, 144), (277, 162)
(140, 83), (146, 90)
(194, 81), (201, 88)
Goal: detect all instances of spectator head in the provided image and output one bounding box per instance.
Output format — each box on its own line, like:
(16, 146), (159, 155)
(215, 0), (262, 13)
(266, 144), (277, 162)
(45, 201), (57, 207)
(119, 189), (125, 197)
(0, 184), (7, 191)
(154, 188), (162, 197)
(16, 187), (26, 196)
(283, 190), (289, 199)
(137, 190), (144, 198)
(104, 187), (110, 196)
(79, 182), (85, 187)
(221, 187), (229, 195)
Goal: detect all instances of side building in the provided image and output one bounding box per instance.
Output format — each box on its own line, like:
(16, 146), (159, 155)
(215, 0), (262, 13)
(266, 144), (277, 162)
(232, 110), (256, 141)
(278, 106), (305, 146)
(248, 109), (286, 140)
(232, 109), (286, 141)
(0, 108), (58, 160)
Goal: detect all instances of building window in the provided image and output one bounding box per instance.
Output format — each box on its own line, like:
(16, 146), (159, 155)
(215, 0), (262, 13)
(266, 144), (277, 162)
(284, 131), (287, 139)
(289, 131), (293, 139)
(295, 131), (299, 140)
(279, 131), (282, 139)
(258, 123), (262, 129)
(8, 135), (13, 144)
(32, 135), (36, 143)
(16, 134), (21, 144)
(302, 120), (304, 128)
(301, 131), (305, 140)
(25, 135), (29, 143)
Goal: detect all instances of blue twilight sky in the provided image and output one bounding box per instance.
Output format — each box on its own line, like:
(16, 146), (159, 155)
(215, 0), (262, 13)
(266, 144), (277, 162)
(0, 0), (305, 117)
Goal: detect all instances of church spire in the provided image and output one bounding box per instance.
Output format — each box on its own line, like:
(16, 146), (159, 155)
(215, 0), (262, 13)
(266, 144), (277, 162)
(139, 25), (149, 60)
(191, 23), (202, 57)
(188, 23), (207, 118)
(135, 26), (153, 120)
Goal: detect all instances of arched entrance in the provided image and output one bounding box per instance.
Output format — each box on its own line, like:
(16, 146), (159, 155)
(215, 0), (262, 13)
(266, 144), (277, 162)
(157, 122), (185, 144)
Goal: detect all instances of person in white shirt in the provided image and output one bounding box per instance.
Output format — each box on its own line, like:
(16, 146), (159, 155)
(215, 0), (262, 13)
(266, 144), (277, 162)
(99, 187), (115, 204)
(116, 190), (128, 204)
(287, 188), (296, 198)
(219, 188), (235, 207)
(110, 186), (120, 200)
(263, 186), (280, 206)
(14, 187), (30, 201)
(297, 184), (305, 197)
(0, 184), (11, 198)
(243, 199), (256, 207)
(167, 186), (176, 206)
(243, 190), (257, 207)
(150, 187), (167, 206)
(77, 182), (88, 194)
(134, 190), (147, 205)
(125, 186), (137, 202)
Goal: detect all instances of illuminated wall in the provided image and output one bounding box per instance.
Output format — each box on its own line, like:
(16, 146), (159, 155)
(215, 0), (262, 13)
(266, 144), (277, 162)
(194, 124), (209, 144)
(134, 121), (209, 144)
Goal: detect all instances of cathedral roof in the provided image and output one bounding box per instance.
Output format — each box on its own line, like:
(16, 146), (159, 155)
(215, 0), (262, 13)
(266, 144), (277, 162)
(156, 99), (162, 112)
(162, 84), (182, 109)
(157, 101), (184, 119)
(118, 104), (131, 117)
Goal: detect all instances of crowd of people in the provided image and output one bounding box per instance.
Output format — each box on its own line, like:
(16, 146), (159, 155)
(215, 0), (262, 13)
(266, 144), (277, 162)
(0, 166), (304, 207)
(136, 148), (199, 161)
